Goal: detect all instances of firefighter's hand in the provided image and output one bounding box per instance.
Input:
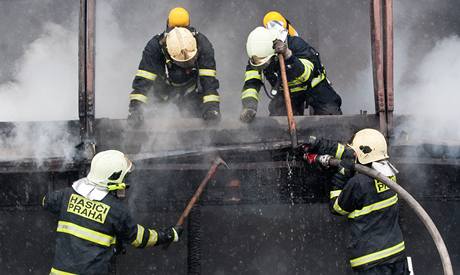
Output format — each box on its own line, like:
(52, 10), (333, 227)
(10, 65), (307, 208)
(338, 158), (355, 173)
(273, 39), (292, 59)
(240, 108), (257, 123)
(300, 136), (319, 153)
(127, 100), (144, 128)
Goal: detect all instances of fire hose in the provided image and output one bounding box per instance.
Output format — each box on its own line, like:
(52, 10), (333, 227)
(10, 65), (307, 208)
(312, 154), (453, 275)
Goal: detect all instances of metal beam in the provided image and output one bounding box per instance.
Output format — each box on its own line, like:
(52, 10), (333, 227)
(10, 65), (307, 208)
(383, 0), (394, 136)
(78, 0), (96, 161)
(370, 0), (388, 136)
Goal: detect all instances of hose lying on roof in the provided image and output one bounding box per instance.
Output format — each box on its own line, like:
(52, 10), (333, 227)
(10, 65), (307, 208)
(323, 156), (453, 275)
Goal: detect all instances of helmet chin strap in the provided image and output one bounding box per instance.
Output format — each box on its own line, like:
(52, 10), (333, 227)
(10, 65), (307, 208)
(107, 182), (129, 191)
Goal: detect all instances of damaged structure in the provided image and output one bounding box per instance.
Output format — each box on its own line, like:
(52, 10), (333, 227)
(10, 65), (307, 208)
(0, 0), (459, 274)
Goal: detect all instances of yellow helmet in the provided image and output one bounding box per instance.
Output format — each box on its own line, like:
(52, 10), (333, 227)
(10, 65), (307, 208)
(165, 27), (198, 68)
(349, 129), (389, 164)
(168, 7), (190, 28)
(263, 11), (298, 37)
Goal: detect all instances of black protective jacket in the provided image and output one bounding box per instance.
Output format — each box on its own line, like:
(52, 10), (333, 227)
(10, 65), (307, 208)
(130, 27), (220, 113)
(43, 187), (173, 275)
(309, 140), (406, 271)
(241, 35), (327, 111)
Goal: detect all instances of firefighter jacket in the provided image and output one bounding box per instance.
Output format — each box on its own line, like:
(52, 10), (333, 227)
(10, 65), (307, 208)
(331, 172), (405, 270)
(306, 139), (406, 270)
(43, 186), (173, 275)
(129, 27), (220, 112)
(241, 35), (327, 111)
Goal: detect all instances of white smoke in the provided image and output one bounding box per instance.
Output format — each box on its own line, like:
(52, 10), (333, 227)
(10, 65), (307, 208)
(396, 35), (460, 141)
(94, 0), (138, 119)
(0, 22), (78, 121)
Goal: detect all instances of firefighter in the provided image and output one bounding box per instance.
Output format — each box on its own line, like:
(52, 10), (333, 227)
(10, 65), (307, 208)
(42, 150), (182, 274)
(263, 10), (299, 37)
(128, 7), (221, 127)
(239, 19), (342, 123)
(302, 129), (409, 274)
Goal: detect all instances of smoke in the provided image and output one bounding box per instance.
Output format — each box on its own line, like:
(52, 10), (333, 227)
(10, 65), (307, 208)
(0, 22), (78, 121)
(1, 0), (460, 161)
(393, 1), (460, 143)
(394, 35), (460, 151)
(0, 121), (78, 162)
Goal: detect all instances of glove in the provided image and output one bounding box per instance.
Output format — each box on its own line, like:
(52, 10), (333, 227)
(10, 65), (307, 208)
(331, 160), (355, 188)
(273, 39), (292, 59)
(240, 108), (257, 123)
(339, 158), (355, 173)
(203, 109), (221, 122)
(300, 135), (319, 153)
(127, 100), (144, 128)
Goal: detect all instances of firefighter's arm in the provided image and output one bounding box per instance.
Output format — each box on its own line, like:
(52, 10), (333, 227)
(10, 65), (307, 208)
(117, 211), (182, 248)
(329, 175), (361, 216)
(41, 190), (64, 214)
(129, 224), (182, 248)
(129, 37), (165, 124)
(279, 37), (315, 86)
(301, 136), (349, 159)
(240, 63), (262, 122)
(196, 34), (220, 120)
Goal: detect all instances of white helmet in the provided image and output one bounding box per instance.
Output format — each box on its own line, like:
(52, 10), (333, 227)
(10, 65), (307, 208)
(87, 150), (133, 191)
(166, 27), (198, 68)
(246, 26), (277, 69)
(349, 128), (389, 164)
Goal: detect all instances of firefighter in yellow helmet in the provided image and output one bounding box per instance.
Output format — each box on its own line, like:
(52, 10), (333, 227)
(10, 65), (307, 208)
(263, 11), (299, 37)
(239, 13), (342, 123)
(128, 7), (221, 127)
(302, 129), (409, 274)
(42, 150), (182, 274)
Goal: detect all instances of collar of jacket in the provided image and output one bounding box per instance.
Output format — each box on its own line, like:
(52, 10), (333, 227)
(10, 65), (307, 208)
(72, 177), (109, 201)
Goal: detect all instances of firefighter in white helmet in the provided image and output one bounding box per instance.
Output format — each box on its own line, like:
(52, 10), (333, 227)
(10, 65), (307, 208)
(128, 7), (221, 126)
(302, 129), (409, 274)
(240, 22), (342, 123)
(42, 150), (182, 274)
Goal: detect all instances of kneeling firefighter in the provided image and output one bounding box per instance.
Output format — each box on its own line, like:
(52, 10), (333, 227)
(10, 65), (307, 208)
(239, 13), (342, 123)
(43, 150), (182, 275)
(302, 129), (410, 274)
(128, 7), (221, 127)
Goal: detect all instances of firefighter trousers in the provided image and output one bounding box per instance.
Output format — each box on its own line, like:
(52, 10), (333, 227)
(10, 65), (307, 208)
(268, 81), (342, 116)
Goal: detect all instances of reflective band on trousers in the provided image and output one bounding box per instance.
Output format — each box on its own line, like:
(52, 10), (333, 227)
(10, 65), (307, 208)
(241, 88), (259, 101)
(348, 195), (398, 219)
(350, 241), (405, 268)
(129, 93), (148, 103)
(131, 224), (145, 248)
(335, 143), (345, 159)
(136, 69), (157, 81)
(199, 69), (217, 77)
(50, 267), (77, 275)
(244, 70), (262, 81)
(203, 94), (220, 103)
(57, 221), (115, 247)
